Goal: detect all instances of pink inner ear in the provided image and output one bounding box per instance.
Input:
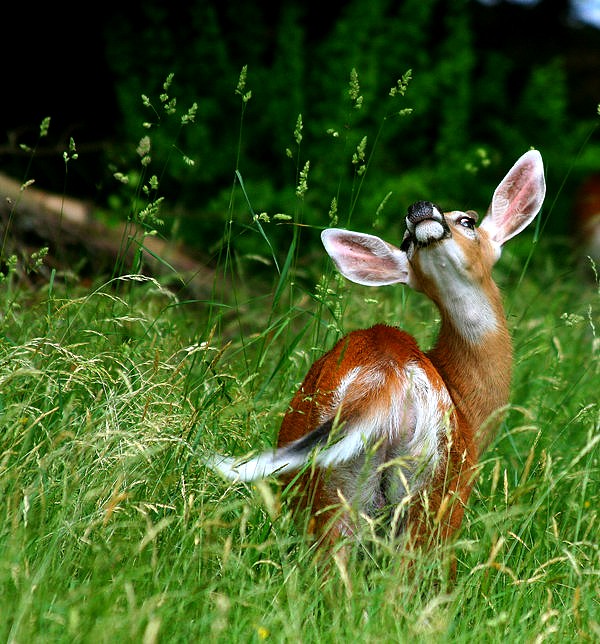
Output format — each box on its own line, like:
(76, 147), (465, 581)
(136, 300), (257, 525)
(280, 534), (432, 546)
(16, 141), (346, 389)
(329, 236), (380, 263)
(322, 229), (410, 286)
(485, 151), (546, 244)
(326, 235), (360, 259)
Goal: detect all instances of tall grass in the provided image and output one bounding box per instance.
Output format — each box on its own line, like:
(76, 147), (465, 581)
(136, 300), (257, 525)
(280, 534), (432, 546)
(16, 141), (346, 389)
(0, 71), (598, 642)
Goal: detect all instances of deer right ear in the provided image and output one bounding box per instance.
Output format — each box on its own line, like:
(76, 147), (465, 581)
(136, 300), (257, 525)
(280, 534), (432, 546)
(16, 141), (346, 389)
(480, 149), (546, 246)
(321, 228), (412, 286)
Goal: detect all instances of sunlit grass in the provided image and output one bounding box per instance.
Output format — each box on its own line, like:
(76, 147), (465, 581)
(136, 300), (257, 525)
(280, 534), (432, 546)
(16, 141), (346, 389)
(0, 237), (597, 641)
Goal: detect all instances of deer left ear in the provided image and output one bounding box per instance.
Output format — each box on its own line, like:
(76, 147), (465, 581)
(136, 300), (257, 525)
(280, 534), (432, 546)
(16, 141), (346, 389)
(480, 150), (546, 247)
(321, 228), (412, 287)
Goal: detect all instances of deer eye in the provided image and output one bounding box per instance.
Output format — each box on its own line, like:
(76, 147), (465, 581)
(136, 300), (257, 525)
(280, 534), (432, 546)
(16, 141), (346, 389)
(458, 216), (476, 230)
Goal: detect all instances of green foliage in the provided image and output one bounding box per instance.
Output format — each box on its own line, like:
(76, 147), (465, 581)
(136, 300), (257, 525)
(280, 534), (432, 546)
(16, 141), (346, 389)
(102, 0), (600, 261)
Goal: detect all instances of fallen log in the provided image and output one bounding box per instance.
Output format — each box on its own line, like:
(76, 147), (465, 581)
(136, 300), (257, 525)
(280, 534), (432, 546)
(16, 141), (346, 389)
(0, 173), (216, 298)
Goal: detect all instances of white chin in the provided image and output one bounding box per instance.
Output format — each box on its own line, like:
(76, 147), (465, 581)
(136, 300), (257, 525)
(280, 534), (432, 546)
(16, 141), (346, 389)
(415, 221), (445, 244)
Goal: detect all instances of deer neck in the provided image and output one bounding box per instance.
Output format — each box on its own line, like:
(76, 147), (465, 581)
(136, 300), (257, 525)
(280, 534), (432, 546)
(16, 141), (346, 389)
(426, 278), (512, 456)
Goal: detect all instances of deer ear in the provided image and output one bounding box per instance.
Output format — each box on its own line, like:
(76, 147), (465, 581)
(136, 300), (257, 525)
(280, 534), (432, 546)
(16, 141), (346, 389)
(480, 150), (546, 246)
(321, 229), (411, 286)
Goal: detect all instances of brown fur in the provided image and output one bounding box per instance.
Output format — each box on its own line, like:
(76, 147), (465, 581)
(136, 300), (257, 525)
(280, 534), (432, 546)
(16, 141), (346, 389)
(210, 151), (545, 566)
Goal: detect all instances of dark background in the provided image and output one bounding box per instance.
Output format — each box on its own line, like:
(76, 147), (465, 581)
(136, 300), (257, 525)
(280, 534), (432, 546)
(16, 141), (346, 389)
(2, 0), (600, 266)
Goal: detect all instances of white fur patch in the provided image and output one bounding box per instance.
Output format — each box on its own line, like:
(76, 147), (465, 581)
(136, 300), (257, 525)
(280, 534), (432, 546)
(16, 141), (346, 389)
(418, 239), (498, 342)
(325, 366), (362, 422)
(204, 451), (305, 482)
(415, 220), (445, 245)
(403, 363), (452, 465)
(206, 361), (453, 498)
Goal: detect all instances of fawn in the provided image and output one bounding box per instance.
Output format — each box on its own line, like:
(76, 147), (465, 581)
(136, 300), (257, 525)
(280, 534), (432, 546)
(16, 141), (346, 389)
(208, 150), (546, 553)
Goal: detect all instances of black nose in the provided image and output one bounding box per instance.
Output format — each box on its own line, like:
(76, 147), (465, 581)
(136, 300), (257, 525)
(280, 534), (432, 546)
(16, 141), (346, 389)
(407, 201), (437, 224)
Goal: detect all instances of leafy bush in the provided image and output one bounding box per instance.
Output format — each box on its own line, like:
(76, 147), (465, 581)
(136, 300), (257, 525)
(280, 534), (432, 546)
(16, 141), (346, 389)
(103, 0), (600, 262)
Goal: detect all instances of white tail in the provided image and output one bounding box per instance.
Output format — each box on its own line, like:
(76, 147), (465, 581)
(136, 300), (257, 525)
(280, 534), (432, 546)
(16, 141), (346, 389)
(207, 150), (546, 551)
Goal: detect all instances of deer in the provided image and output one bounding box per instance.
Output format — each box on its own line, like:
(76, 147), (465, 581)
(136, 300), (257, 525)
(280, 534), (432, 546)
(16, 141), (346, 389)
(207, 150), (546, 557)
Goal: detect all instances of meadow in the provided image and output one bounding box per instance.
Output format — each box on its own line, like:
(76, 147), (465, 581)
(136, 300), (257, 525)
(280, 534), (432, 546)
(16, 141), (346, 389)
(1, 71), (599, 643)
(0, 218), (598, 642)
